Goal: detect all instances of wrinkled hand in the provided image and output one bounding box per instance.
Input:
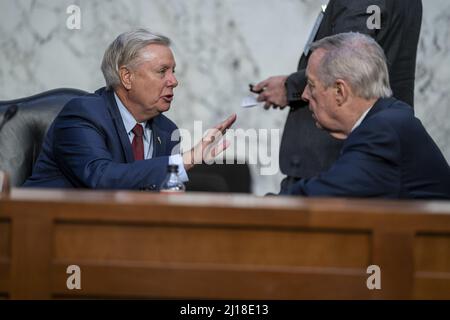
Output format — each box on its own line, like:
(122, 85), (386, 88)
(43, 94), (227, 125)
(183, 113), (237, 170)
(253, 75), (289, 110)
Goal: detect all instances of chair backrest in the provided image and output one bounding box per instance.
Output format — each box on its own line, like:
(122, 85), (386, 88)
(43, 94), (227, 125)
(0, 88), (88, 187)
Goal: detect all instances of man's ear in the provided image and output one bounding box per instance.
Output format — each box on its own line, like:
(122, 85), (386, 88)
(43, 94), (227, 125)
(119, 66), (133, 90)
(335, 79), (348, 106)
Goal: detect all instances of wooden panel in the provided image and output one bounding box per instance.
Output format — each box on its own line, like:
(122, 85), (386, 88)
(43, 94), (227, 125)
(51, 263), (370, 299)
(414, 273), (450, 299)
(415, 233), (450, 272)
(1, 189), (450, 299)
(54, 224), (370, 268)
(0, 220), (11, 296)
(10, 216), (53, 299)
(0, 259), (9, 294)
(0, 220), (10, 259)
(370, 230), (414, 299)
(4, 189), (450, 231)
(413, 233), (450, 299)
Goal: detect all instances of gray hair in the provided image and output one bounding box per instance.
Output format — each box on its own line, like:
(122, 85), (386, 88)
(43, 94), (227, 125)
(101, 28), (171, 89)
(310, 32), (392, 99)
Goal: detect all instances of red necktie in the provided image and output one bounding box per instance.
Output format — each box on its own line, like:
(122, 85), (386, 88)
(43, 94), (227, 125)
(131, 124), (144, 161)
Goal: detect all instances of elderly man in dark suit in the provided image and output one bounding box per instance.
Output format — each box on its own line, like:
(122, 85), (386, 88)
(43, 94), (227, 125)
(253, 0), (423, 192)
(282, 32), (450, 199)
(24, 29), (236, 190)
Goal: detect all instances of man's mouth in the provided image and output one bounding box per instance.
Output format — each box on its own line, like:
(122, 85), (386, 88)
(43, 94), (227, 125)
(162, 94), (173, 102)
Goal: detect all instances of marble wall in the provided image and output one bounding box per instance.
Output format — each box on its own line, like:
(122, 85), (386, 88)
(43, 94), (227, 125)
(0, 0), (449, 195)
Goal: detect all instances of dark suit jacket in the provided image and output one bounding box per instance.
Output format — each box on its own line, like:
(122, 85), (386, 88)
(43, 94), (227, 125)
(285, 98), (450, 199)
(281, 0), (423, 179)
(23, 87), (180, 190)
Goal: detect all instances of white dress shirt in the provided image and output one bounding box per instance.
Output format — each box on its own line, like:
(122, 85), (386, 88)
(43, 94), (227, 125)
(114, 93), (188, 182)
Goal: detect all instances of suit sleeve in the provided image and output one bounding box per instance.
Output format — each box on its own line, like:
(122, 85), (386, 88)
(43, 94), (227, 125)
(331, 0), (386, 35)
(286, 70), (308, 108)
(52, 99), (171, 190)
(285, 0), (386, 107)
(286, 118), (402, 197)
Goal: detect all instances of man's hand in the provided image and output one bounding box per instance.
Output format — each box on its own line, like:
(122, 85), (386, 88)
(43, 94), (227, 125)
(183, 113), (237, 170)
(253, 75), (289, 109)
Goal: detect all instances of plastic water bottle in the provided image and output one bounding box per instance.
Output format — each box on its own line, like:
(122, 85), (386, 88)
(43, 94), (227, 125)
(159, 165), (186, 193)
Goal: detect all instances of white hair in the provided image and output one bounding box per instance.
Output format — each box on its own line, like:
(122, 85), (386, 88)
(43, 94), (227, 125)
(310, 32), (392, 99)
(101, 28), (171, 89)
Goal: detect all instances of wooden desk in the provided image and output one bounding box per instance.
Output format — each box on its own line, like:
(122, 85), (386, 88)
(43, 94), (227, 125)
(1, 189), (450, 299)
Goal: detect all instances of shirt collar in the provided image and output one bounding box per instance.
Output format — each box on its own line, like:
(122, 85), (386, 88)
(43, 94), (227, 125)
(351, 105), (374, 133)
(114, 92), (149, 138)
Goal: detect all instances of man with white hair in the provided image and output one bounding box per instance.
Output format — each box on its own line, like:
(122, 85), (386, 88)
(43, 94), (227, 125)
(284, 32), (450, 199)
(254, 0), (423, 194)
(24, 29), (236, 190)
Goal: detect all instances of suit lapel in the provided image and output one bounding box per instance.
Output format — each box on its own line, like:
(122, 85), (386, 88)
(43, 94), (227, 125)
(299, 0), (334, 67)
(316, 0), (334, 39)
(104, 89), (134, 163)
(150, 120), (167, 157)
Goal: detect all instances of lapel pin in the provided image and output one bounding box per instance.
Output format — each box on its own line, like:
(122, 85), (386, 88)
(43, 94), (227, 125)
(157, 136), (161, 144)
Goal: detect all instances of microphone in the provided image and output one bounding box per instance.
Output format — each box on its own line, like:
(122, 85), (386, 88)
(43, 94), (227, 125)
(0, 104), (18, 132)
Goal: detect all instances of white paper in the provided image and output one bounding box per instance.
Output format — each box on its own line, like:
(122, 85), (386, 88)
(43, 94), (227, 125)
(241, 95), (260, 108)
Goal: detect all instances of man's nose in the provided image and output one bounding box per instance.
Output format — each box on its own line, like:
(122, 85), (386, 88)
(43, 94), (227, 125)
(167, 73), (178, 88)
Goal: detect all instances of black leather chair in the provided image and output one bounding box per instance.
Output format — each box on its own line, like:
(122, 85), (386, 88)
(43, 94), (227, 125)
(0, 88), (252, 192)
(0, 88), (88, 187)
